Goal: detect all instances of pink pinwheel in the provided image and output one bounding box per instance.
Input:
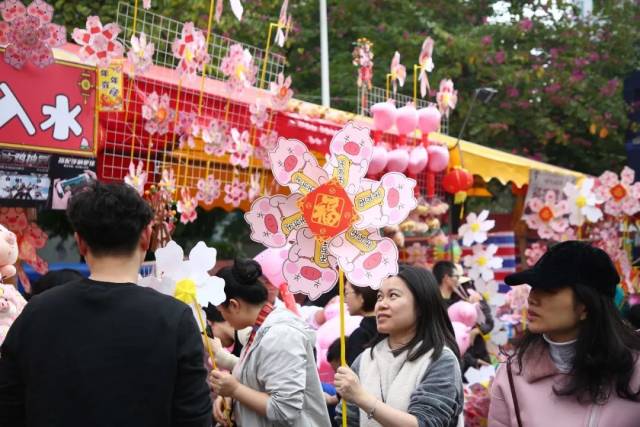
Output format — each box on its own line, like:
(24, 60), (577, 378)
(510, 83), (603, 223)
(250, 100), (269, 128)
(248, 172), (261, 201)
(202, 119), (227, 157)
(437, 79), (458, 117)
(158, 168), (176, 195)
(0, 0), (66, 69)
(390, 51), (406, 95)
(244, 122), (417, 300)
(72, 16), (123, 68)
(143, 0), (151, 9)
(229, 128), (253, 169)
(418, 37), (434, 98)
(172, 22), (210, 79)
(224, 177), (248, 208)
(269, 72), (293, 111)
(220, 43), (257, 94)
(523, 190), (569, 240)
(196, 174), (221, 205)
(177, 188), (197, 224)
(595, 166), (640, 216)
(142, 92), (174, 136)
(525, 242), (547, 267)
(127, 32), (154, 74)
(124, 161), (147, 196)
(274, 0), (291, 47)
(215, 0), (244, 22)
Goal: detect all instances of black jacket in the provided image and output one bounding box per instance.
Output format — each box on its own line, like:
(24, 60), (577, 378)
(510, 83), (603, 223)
(0, 278), (212, 427)
(346, 316), (377, 366)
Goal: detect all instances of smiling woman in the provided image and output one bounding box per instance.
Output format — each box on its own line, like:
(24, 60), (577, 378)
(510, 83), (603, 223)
(334, 265), (464, 427)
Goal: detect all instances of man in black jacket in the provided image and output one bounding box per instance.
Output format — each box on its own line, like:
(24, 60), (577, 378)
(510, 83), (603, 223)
(0, 182), (212, 427)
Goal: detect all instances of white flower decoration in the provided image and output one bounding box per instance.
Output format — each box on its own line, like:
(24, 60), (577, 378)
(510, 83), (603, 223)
(563, 178), (603, 226)
(458, 210), (494, 247)
(463, 244), (503, 283)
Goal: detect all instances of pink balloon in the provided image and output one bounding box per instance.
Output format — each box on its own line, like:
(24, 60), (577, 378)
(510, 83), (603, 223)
(427, 144), (450, 173)
(386, 147), (409, 173)
(452, 321), (471, 355)
(407, 145), (429, 175)
(371, 102), (397, 132)
(254, 246), (291, 287)
(417, 105), (441, 134)
(395, 104), (418, 136)
(368, 145), (388, 176)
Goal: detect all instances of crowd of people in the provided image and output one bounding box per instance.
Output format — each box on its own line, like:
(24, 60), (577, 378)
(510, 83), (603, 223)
(1, 182), (639, 427)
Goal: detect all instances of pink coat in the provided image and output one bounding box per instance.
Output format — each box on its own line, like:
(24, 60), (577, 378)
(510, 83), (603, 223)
(488, 345), (640, 427)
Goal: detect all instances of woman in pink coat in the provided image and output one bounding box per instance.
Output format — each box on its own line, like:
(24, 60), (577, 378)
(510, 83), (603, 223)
(489, 241), (640, 427)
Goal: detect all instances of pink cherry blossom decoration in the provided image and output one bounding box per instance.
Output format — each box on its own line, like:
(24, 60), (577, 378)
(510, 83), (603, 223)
(72, 15), (123, 68)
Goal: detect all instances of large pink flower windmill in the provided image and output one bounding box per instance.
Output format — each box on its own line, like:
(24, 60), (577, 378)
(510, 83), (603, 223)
(245, 122), (418, 299)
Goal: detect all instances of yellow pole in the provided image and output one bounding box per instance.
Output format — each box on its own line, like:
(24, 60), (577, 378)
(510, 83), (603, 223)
(197, 0), (216, 115)
(386, 73), (392, 100)
(126, 0), (141, 162)
(259, 23), (278, 90)
(193, 298), (217, 370)
(171, 81), (183, 198)
(339, 268), (347, 427)
(413, 64), (419, 105)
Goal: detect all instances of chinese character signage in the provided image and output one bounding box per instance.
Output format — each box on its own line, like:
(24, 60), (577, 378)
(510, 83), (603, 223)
(97, 60), (124, 112)
(0, 51), (97, 156)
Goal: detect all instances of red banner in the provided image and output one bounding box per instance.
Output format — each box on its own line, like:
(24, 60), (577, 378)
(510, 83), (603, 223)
(0, 51), (97, 156)
(274, 112), (341, 155)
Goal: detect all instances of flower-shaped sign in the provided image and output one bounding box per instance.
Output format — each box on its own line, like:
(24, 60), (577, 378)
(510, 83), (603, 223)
(220, 43), (257, 95)
(224, 177), (248, 208)
(202, 119), (227, 157)
(127, 32), (154, 74)
(563, 178), (602, 226)
(0, 0), (66, 69)
(229, 128), (252, 168)
(458, 210), (494, 247)
(172, 22), (210, 79)
(437, 78), (458, 118)
(72, 16), (124, 68)
(250, 100), (268, 128)
(389, 51), (406, 95)
(142, 91), (174, 136)
(269, 73), (293, 111)
(418, 37), (434, 98)
(596, 166), (640, 217)
(124, 160), (147, 196)
(142, 241), (226, 331)
(463, 244), (503, 283)
(523, 190), (568, 240)
(245, 122), (417, 299)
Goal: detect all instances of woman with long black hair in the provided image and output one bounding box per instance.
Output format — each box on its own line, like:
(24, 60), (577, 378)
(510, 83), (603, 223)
(489, 241), (640, 427)
(334, 265), (464, 427)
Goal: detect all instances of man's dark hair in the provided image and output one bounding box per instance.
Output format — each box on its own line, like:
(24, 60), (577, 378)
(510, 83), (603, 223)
(28, 269), (84, 299)
(433, 261), (456, 285)
(349, 283), (378, 312)
(66, 182), (153, 256)
(204, 303), (225, 323)
(627, 304), (640, 330)
(327, 338), (343, 364)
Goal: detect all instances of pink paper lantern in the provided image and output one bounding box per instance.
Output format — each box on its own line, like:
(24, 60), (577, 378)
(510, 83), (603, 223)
(368, 145), (389, 176)
(407, 145), (429, 175)
(371, 102), (397, 132)
(417, 105), (441, 134)
(427, 144), (449, 173)
(387, 147), (409, 173)
(395, 104), (418, 136)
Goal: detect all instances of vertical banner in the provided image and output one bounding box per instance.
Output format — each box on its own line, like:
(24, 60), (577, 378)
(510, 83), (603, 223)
(97, 60), (124, 112)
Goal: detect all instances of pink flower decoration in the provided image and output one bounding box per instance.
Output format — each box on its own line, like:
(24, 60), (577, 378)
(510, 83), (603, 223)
(0, 0), (66, 69)
(229, 128), (253, 169)
(523, 191), (569, 240)
(220, 43), (257, 95)
(176, 112), (198, 149)
(389, 51), (406, 95)
(437, 79), (458, 117)
(143, 0), (151, 9)
(127, 32), (154, 74)
(519, 18), (533, 32)
(269, 72), (293, 111)
(124, 161), (147, 195)
(202, 119), (227, 157)
(255, 131), (278, 168)
(595, 166), (640, 217)
(224, 177), (247, 208)
(142, 92), (174, 135)
(72, 16), (123, 68)
(158, 168), (176, 195)
(172, 22), (210, 79)
(524, 242), (547, 267)
(250, 100), (269, 128)
(248, 172), (261, 201)
(196, 174), (221, 205)
(177, 188), (197, 224)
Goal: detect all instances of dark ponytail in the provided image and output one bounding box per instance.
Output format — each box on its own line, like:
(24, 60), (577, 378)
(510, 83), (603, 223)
(217, 258), (268, 306)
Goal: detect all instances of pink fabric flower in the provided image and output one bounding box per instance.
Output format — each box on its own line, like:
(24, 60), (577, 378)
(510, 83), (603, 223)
(215, 0), (244, 22)
(158, 168), (176, 195)
(196, 174), (221, 205)
(255, 131), (278, 168)
(524, 242), (547, 267)
(0, 0), (66, 69)
(72, 16), (123, 68)
(172, 22), (210, 79)
(142, 92), (174, 136)
(176, 112), (197, 149)
(224, 177), (247, 208)
(177, 188), (197, 224)
(124, 161), (147, 195)
(523, 191), (569, 240)
(143, 0), (151, 9)
(269, 72), (293, 111)
(250, 100), (269, 128)
(229, 128), (253, 169)
(220, 43), (257, 94)
(202, 119), (227, 157)
(389, 51), (406, 95)
(437, 79), (458, 117)
(595, 166), (640, 216)
(127, 32), (154, 74)
(248, 172), (261, 201)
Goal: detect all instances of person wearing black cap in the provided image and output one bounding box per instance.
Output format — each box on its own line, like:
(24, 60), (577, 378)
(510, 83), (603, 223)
(489, 241), (640, 427)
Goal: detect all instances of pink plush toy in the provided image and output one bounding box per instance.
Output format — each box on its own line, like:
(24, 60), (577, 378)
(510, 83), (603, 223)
(407, 145), (429, 175)
(417, 105), (441, 135)
(395, 103), (418, 136)
(427, 144), (450, 173)
(0, 224), (19, 282)
(452, 320), (471, 355)
(386, 146), (409, 173)
(371, 102), (396, 132)
(0, 284), (27, 345)
(367, 145), (388, 176)
(448, 301), (478, 328)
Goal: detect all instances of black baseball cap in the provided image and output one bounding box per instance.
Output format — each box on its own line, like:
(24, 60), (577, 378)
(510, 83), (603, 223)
(505, 241), (620, 297)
